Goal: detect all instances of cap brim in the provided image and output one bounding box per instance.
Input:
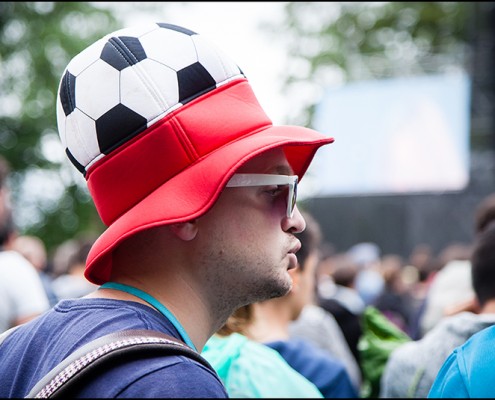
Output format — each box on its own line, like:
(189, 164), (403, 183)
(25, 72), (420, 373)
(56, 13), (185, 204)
(85, 125), (333, 284)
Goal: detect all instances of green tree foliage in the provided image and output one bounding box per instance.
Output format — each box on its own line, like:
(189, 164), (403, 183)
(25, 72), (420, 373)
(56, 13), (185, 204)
(271, 2), (474, 127)
(0, 2), (120, 253)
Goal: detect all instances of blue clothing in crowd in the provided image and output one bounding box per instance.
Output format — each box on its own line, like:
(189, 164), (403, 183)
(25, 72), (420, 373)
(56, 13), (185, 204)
(266, 337), (359, 398)
(0, 298), (227, 398)
(202, 333), (324, 398)
(428, 324), (495, 397)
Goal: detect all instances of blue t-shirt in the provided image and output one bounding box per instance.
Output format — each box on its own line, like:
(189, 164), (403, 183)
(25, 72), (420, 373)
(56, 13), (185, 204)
(266, 338), (359, 398)
(0, 298), (227, 398)
(202, 333), (324, 398)
(428, 324), (495, 398)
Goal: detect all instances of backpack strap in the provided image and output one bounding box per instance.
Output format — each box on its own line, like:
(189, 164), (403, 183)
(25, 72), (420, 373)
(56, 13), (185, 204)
(26, 329), (214, 398)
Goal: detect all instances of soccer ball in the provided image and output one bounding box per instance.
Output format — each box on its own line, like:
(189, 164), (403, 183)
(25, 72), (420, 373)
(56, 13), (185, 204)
(57, 22), (244, 175)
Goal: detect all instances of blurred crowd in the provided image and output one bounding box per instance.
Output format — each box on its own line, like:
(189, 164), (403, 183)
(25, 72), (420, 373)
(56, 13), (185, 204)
(2, 149), (495, 398)
(0, 155), (98, 334)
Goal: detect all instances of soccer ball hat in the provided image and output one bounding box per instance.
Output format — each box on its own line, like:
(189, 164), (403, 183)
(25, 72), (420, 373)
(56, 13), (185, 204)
(57, 22), (334, 285)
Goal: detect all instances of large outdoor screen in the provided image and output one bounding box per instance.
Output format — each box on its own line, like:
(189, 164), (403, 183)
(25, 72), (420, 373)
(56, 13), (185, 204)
(299, 72), (471, 199)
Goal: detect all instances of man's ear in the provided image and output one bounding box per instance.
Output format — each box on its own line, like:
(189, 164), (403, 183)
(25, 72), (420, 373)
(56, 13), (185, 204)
(169, 220), (198, 241)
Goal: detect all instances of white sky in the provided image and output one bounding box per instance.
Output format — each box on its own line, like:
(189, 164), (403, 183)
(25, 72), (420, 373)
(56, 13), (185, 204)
(109, 2), (290, 124)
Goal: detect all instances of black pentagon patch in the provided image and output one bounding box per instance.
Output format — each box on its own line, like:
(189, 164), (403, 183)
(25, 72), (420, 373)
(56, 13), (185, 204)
(95, 104), (147, 155)
(177, 62), (216, 104)
(101, 37), (147, 71)
(59, 71), (76, 116)
(157, 22), (196, 36)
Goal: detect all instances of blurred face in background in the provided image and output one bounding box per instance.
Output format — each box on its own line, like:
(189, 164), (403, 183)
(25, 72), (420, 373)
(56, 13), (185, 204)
(289, 250), (319, 321)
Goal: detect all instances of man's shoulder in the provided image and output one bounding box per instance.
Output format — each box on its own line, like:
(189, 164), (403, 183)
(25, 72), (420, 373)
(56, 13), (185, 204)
(268, 338), (347, 374)
(392, 312), (494, 363)
(2, 319), (227, 398)
(460, 323), (495, 364)
(267, 337), (319, 356)
(78, 351), (227, 397)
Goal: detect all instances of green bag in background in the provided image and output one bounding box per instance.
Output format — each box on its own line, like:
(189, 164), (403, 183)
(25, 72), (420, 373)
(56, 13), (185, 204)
(358, 306), (411, 398)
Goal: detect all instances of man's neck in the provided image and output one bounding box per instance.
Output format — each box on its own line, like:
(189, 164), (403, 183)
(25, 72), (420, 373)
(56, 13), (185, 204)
(247, 301), (292, 343)
(480, 299), (495, 314)
(88, 278), (213, 352)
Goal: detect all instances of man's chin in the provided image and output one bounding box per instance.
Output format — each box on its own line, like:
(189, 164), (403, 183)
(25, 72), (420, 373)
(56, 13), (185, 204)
(268, 276), (292, 300)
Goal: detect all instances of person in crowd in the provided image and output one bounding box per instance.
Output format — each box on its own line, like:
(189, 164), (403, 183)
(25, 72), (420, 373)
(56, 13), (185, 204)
(247, 210), (359, 398)
(202, 304), (324, 398)
(317, 252), (365, 366)
(51, 236), (98, 299)
(0, 21), (333, 397)
(0, 155), (50, 333)
(349, 242), (385, 306)
(418, 242), (473, 337)
(11, 235), (59, 307)
(290, 293), (362, 392)
(290, 234), (361, 390)
(404, 244), (441, 340)
(381, 193), (495, 398)
(427, 224), (495, 397)
(373, 254), (415, 334)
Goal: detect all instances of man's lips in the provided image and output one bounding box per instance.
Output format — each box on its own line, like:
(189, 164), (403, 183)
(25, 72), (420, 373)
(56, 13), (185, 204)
(287, 253), (298, 270)
(287, 240), (301, 270)
(290, 240), (302, 255)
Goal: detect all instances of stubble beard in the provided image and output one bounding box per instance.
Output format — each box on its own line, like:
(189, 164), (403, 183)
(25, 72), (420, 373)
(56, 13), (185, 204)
(205, 250), (293, 321)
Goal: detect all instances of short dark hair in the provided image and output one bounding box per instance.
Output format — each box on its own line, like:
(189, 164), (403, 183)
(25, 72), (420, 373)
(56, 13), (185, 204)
(471, 224), (495, 307)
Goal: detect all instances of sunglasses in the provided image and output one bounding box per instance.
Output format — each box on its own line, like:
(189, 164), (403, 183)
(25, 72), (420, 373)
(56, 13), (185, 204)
(226, 174), (298, 218)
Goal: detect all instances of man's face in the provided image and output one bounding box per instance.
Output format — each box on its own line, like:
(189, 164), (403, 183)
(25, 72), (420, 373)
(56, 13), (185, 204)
(195, 147), (307, 313)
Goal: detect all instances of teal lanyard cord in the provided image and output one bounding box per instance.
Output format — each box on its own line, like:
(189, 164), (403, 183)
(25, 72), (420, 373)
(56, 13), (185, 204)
(99, 282), (197, 351)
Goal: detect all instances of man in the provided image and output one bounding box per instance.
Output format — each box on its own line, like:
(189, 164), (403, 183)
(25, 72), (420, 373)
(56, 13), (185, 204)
(50, 236), (98, 300)
(426, 193), (495, 398)
(247, 211), (358, 397)
(11, 234), (59, 307)
(289, 213), (363, 392)
(0, 156), (50, 333)
(0, 22), (333, 397)
(427, 224), (495, 397)
(0, 210), (51, 333)
(201, 303), (324, 398)
(380, 192), (495, 398)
